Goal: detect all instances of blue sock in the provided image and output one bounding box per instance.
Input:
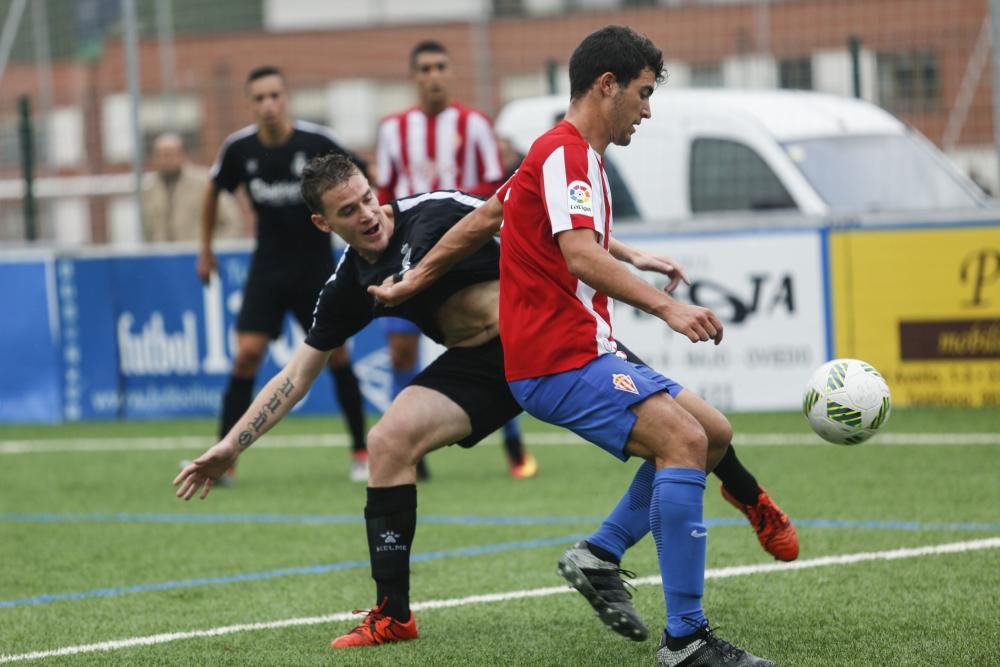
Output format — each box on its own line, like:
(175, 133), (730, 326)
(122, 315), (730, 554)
(391, 366), (418, 400)
(650, 467), (708, 637)
(587, 461), (656, 561)
(501, 418), (521, 441)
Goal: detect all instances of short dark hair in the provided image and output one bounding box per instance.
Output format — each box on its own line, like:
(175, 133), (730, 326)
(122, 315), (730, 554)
(410, 40), (448, 69)
(568, 26), (664, 100)
(301, 152), (364, 214)
(246, 65), (284, 88)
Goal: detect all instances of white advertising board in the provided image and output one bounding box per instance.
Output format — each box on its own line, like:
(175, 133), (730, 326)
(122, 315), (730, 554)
(612, 230), (827, 412)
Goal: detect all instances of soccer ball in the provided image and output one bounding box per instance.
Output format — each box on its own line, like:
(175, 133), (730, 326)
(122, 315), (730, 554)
(802, 358), (891, 445)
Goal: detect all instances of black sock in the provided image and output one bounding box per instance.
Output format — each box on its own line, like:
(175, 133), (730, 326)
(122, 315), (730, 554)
(712, 445), (761, 506)
(666, 623), (707, 649)
(219, 376), (254, 440)
(331, 365), (366, 453)
(503, 438), (525, 465)
(584, 540), (621, 565)
(365, 485), (417, 622)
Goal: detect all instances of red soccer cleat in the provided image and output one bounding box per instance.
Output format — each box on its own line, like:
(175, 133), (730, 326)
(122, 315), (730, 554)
(721, 486), (799, 562)
(509, 452), (539, 480)
(330, 598), (419, 649)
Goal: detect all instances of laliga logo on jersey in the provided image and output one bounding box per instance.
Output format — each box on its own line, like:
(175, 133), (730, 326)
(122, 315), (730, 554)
(567, 180), (594, 216)
(612, 373), (639, 394)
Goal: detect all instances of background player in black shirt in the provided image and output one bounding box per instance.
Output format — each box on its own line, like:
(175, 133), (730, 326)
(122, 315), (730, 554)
(198, 65), (369, 482)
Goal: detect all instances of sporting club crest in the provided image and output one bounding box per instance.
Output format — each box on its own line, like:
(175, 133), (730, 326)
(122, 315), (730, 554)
(612, 373), (639, 394)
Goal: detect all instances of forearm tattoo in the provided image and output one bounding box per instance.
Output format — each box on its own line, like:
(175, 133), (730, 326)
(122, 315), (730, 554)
(237, 378), (296, 451)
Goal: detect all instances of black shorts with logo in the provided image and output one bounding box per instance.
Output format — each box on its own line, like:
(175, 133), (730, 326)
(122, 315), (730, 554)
(236, 262), (332, 339)
(409, 336), (522, 447)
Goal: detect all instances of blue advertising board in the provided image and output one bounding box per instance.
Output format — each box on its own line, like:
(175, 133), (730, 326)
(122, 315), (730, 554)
(1, 248), (391, 423)
(0, 259), (62, 422)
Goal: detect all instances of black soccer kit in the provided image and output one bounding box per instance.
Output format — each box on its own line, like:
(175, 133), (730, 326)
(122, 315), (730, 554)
(305, 191), (523, 445)
(210, 120), (369, 337)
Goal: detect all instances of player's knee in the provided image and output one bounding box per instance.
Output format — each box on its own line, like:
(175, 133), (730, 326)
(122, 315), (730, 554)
(706, 414), (733, 453)
(367, 422), (418, 472)
(668, 420), (709, 461)
(388, 335), (419, 370)
(232, 349), (264, 376)
(327, 346), (350, 369)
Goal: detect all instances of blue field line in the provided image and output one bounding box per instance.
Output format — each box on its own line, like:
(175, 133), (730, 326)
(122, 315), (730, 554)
(4, 516), (999, 610)
(0, 533), (589, 610)
(0, 512), (608, 526)
(4, 513), (1000, 533)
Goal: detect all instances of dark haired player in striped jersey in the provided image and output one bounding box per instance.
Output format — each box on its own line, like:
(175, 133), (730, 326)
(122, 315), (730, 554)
(375, 39), (536, 481)
(198, 65), (370, 482)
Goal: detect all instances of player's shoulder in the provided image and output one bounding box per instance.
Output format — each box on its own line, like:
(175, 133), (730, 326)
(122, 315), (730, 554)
(449, 100), (490, 119)
(327, 247), (357, 284)
(524, 122), (586, 164)
(293, 120), (344, 146)
(378, 107), (417, 127)
(218, 124), (258, 153)
(394, 190), (486, 215)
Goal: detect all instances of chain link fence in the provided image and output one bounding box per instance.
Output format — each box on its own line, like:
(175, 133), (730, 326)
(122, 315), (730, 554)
(0, 0), (995, 245)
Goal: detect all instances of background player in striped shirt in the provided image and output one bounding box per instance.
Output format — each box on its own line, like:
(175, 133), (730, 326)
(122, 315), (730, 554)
(375, 40), (535, 480)
(198, 66), (370, 483)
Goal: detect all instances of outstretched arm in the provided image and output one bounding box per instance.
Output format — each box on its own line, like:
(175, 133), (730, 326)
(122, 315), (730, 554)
(609, 237), (690, 294)
(367, 194), (504, 306)
(560, 229), (721, 345)
(173, 343), (331, 500)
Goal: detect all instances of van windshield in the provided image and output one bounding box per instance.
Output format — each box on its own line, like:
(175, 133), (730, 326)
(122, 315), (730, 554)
(782, 134), (983, 212)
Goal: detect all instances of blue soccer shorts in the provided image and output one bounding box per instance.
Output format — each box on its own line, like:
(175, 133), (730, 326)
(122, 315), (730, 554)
(508, 351), (683, 461)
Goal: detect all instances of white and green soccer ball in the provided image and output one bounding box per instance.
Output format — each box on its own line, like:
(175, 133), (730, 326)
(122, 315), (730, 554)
(803, 358), (891, 445)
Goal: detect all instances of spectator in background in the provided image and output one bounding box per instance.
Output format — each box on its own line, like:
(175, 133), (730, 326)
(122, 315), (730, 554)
(142, 133), (245, 242)
(374, 40), (536, 480)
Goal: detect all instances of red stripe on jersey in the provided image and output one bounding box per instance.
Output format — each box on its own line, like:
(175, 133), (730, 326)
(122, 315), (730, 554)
(399, 112), (411, 195)
(456, 106), (469, 192)
(425, 110), (437, 191)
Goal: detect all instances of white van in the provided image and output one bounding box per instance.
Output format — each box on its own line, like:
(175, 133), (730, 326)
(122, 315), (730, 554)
(495, 88), (986, 223)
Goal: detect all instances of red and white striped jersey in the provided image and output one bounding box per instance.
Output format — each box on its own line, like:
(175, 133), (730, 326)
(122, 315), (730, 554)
(497, 120), (617, 381)
(375, 101), (504, 203)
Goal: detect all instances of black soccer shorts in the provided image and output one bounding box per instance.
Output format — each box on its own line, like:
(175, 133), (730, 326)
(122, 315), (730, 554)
(236, 263), (331, 339)
(409, 336), (523, 447)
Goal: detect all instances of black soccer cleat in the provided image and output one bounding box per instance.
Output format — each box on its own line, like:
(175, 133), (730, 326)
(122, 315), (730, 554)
(656, 623), (774, 667)
(557, 541), (648, 641)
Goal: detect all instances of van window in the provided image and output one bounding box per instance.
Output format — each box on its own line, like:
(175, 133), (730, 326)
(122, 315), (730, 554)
(783, 134), (982, 212)
(604, 155), (640, 221)
(689, 138), (797, 213)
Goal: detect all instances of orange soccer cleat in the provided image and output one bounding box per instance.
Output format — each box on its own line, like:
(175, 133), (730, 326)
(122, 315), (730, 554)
(330, 598), (419, 649)
(721, 486), (799, 562)
(509, 452), (539, 480)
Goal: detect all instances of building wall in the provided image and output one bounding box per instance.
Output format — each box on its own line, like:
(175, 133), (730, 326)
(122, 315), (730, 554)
(0, 0), (993, 239)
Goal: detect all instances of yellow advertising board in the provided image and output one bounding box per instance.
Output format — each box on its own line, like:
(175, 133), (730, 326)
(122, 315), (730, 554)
(830, 224), (1000, 406)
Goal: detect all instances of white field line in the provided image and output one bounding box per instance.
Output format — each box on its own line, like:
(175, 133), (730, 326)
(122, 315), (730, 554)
(1, 537), (997, 664)
(2, 431), (999, 454)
